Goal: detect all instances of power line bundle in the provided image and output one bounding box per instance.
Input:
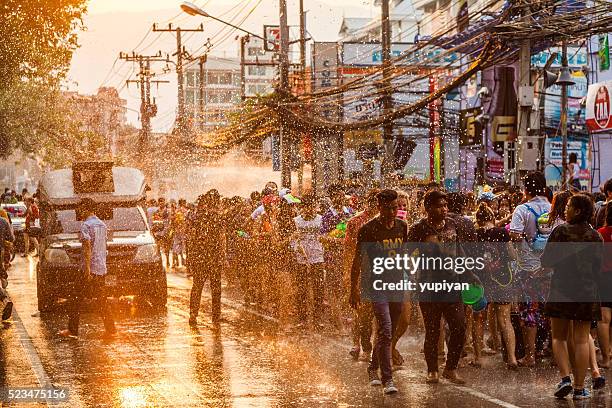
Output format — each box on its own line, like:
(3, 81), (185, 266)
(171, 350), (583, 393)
(195, 0), (612, 150)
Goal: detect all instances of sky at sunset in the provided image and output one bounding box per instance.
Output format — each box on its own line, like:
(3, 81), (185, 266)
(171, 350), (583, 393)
(68, 0), (377, 131)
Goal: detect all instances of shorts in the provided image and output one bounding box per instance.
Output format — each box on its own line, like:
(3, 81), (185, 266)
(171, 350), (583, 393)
(173, 233), (186, 254)
(544, 302), (601, 322)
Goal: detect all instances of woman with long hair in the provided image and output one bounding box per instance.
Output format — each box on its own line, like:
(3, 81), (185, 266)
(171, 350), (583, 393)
(543, 194), (604, 399)
(548, 190), (573, 229)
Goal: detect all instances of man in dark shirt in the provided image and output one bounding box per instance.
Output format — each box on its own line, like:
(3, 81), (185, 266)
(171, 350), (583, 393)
(350, 189), (407, 395)
(409, 190), (480, 385)
(446, 192), (476, 243)
(189, 190), (226, 326)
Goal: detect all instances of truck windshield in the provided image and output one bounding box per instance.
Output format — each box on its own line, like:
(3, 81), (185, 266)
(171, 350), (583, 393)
(49, 207), (147, 234)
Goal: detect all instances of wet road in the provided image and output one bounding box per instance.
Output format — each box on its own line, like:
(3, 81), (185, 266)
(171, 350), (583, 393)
(2, 257), (612, 407)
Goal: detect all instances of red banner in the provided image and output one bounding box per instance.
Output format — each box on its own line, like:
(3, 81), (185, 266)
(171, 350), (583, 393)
(586, 81), (612, 132)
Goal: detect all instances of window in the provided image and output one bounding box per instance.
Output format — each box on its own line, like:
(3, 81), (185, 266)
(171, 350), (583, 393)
(185, 90), (195, 105)
(206, 112), (225, 122)
(219, 72), (232, 85)
(247, 47), (265, 56)
(247, 85), (258, 95)
(219, 91), (232, 103)
(186, 72), (195, 87)
(258, 84), (272, 94)
(50, 207), (146, 234)
(246, 84), (272, 96)
(207, 91), (234, 104)
(248, 66), (267, 76)
(208, 72), (233, 85)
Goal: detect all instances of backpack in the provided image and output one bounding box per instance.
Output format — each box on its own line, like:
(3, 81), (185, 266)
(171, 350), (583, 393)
(594, 201), (607, 229)
(523, 204), (550, 252)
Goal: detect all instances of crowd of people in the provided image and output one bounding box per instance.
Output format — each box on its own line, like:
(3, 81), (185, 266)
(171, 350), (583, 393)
(1, 172), (611, 398)
(146, 173), (611, 398)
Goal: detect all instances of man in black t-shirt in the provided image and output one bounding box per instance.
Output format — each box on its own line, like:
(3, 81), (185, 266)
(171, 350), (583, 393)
(350, 189), (407, 395)
(189, 190), (226, 326)
(409, 190), (480, 385)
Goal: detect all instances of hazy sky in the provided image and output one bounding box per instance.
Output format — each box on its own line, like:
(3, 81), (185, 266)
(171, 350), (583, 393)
(86, 0), (375, 14)
(69, 0), (376, 131)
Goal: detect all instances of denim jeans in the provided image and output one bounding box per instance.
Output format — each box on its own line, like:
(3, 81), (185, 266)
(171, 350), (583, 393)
(419, 302), (466, 372)
(369, 301), (403, 383)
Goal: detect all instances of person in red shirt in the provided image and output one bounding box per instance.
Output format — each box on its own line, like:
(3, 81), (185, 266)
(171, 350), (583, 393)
(597, 202), (612, 368)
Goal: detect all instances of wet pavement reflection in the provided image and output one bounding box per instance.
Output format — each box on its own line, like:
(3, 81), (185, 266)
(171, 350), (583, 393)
(2, 256), (612, 407)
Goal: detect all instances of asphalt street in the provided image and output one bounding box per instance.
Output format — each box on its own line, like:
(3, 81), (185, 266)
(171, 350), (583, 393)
(2, 256), (612, 407)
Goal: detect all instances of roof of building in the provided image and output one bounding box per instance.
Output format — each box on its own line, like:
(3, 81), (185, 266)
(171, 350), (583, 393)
(185, 56), (240, 72)
(339, 17), (371, 35)
(339, 14), (419, 42)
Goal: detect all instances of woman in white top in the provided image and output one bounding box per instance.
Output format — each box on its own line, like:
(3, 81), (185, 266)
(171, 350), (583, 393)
(291, 194), (326, 328)
(567, 153), (582, 192)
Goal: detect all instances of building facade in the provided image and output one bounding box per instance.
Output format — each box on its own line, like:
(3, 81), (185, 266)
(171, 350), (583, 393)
(63, 87), (128, 157)
(339, 0), (420, 43)
(184, 56), (241, 132)
(243, 37), (276, 98)
(184, 39), (275, 133)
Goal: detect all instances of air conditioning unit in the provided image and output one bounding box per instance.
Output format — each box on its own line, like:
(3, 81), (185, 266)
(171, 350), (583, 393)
(516, 136), (539, 171)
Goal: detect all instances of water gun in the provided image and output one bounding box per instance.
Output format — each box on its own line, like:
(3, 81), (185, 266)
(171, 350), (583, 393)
(329, 221), (347, 238)
(237, 230), (250, 239)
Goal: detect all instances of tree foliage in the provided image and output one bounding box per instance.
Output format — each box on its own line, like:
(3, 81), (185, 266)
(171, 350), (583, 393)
(0, 0), (89, 162)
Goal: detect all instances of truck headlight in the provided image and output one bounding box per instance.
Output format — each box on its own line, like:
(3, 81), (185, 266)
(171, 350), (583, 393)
(44, 248), (70, 264)
(134, 244), (161, 263)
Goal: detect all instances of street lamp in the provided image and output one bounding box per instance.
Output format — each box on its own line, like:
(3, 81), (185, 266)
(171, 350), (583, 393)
(180, 2), (273, 46)
(180, 1), (208, 16)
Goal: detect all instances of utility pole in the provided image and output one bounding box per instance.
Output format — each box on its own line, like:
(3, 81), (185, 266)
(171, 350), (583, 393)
(299, 0), (307, 89)
(279, 0), (292, 188)
(240, 35), (248, 101)
(153, 23), (204, 136)
(380, 0), (394, 185)
(198, 55), (207, 130)
(560, 40), (569, 188)
(120, 51), (169, 165)
(297, 0), (306, 195)
(513, 3), (532, 186)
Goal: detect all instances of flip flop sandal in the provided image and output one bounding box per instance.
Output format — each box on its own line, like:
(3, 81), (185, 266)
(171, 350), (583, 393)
(517, 360), (535, 368)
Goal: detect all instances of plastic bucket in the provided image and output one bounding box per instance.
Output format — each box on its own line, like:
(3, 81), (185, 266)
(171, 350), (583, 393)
(471, 295), (488, 312)
(461, 284), (484, 305)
